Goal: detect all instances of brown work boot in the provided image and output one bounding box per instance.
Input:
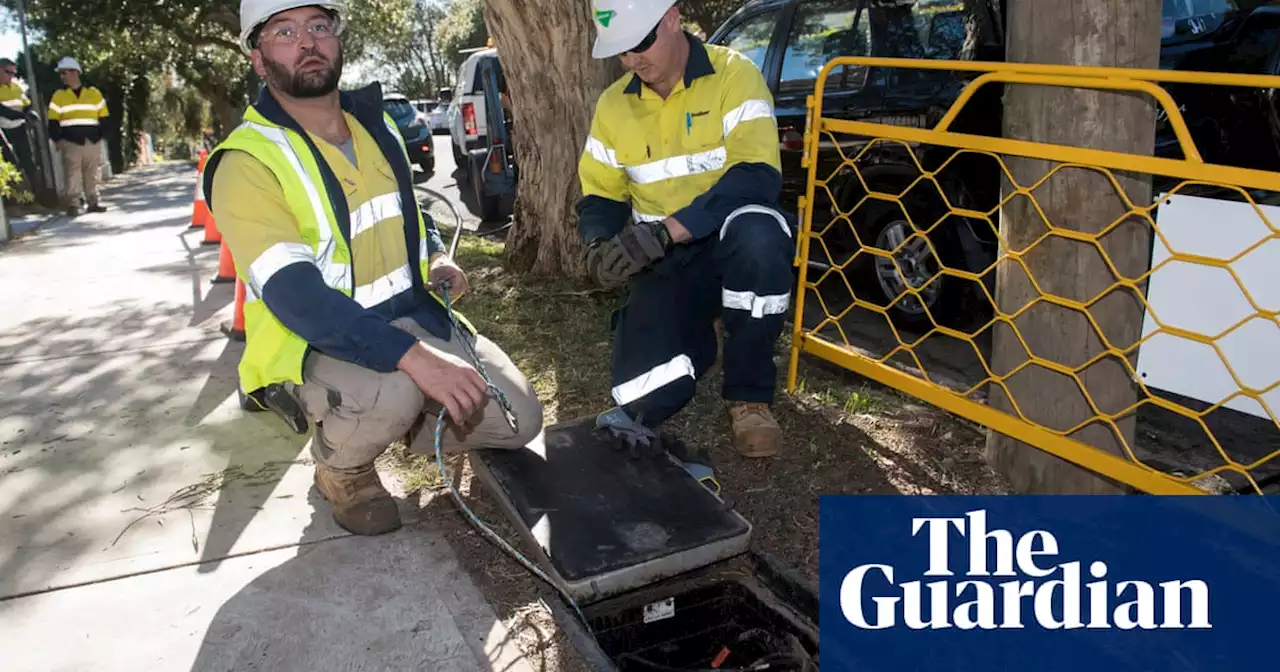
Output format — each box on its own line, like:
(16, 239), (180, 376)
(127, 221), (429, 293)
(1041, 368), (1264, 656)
(726, 401), (782, 458)
(314, 464), (402, 536)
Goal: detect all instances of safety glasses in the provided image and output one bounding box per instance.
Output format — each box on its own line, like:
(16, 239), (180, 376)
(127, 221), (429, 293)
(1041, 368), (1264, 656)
(624, 25), (660, 55)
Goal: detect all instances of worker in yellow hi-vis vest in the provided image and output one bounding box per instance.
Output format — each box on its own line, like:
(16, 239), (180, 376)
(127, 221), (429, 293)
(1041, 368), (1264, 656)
(0, 57), (38, 192)
(47, 56), (109, 215)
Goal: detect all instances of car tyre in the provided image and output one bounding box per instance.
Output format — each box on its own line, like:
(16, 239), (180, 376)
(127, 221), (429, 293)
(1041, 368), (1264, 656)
(467, 153), (500, 222)
(835, 200), (962, 334)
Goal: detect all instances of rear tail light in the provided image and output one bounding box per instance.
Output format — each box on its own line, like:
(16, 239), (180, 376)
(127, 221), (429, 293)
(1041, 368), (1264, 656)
(463, 103), (477, 136)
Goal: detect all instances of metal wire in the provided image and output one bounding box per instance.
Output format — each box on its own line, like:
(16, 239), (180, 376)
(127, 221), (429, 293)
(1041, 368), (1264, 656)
(430, 262), (588, 631)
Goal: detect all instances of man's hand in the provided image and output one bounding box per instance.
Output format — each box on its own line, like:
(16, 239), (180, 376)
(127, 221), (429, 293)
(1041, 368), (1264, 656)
(663, 216), (692, 243)
(584, 221), (671, 287)
(427, 254), (469, 300)
(398, 340), (488, 424)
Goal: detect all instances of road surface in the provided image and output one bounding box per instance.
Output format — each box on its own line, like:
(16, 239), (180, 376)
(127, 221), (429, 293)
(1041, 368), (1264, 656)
(414, 132), (513, 252)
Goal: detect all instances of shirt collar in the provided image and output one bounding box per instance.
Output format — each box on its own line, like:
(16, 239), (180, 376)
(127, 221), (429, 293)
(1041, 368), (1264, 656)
(624, 31), (716, 97)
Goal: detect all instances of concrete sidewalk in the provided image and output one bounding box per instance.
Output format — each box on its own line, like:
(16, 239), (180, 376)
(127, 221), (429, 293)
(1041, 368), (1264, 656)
(0, 163), (533, 671)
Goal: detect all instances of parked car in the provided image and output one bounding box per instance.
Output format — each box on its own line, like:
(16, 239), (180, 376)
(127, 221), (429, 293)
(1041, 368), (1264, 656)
(708, 0), (1280, 329)
(426, 101), (450, 133)
(447, 46), (500, 165)
(382, 92), (434, 174)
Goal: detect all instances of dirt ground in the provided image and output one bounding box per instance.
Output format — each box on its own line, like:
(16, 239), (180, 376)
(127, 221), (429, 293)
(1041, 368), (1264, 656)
(374, 236), (1012, 671)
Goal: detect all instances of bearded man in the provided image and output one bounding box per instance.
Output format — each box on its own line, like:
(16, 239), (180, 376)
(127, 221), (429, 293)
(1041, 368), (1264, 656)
(204, 0), (543, 536)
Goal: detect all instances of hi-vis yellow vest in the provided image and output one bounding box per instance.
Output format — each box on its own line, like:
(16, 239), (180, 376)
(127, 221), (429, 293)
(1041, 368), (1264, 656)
(209, 105), (470, 394)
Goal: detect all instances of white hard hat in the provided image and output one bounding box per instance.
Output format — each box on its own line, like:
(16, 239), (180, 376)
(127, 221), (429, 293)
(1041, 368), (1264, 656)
(56, 57), (81, 72)
(238, 0), (348, 56)
(590, 0), (678, 59)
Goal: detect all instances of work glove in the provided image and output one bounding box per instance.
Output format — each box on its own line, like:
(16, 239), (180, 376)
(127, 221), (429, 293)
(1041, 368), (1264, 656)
(584, 221), (671, 288)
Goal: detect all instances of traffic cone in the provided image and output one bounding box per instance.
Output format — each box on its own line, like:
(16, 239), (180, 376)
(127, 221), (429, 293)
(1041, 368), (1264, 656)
(211, 239), (236, 284)
(220, 277), (246, 342)
(200, 210), (222, 246)
(189, 150), (211, 230)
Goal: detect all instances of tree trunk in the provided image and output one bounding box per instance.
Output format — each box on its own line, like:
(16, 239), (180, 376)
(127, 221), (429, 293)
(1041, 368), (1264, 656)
(985, 0), (1161, 493)
(483, 0), (622, 275)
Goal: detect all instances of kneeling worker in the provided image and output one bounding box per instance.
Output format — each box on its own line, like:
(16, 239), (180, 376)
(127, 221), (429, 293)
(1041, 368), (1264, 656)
(578, 0), (795, 458)
(207, 0), (542, 535)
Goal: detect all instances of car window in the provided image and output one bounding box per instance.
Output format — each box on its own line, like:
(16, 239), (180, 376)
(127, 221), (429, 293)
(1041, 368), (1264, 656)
(779, 0), (871, 95)
(865, 0), (966, 60)
(382, 99), (415, 118)
(718, 9), (780, 72)
(1162, 0), (1236, 18)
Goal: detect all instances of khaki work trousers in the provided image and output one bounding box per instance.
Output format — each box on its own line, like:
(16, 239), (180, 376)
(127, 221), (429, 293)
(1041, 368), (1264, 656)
(289, 316), (544, 472)
(60, 140), (101, 208)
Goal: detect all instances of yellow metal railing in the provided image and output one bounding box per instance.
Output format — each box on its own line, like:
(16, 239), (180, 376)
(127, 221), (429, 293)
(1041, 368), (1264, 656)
(787, 57), (1280, 495)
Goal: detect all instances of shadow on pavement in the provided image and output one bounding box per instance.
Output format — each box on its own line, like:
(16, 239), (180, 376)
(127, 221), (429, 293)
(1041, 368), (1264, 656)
(187, 492), (528, 672)
(0, 296), (318, 597)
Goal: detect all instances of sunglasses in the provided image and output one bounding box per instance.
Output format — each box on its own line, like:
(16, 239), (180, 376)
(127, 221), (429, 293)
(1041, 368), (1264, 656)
(625, 25), (660, 55)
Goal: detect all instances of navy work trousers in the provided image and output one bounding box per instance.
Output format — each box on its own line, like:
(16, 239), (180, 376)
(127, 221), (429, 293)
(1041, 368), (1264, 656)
(609, 206), (795, 427)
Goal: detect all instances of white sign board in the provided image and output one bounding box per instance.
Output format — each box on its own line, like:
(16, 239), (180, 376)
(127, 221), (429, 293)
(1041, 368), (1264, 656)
(1136, 193), (1280, 422)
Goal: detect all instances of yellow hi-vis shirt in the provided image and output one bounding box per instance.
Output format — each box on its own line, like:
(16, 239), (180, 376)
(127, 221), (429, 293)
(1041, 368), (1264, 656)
(577, 32), (781, 241)
(48, 85), (108, 143)
(214, 113), (416, 308)
(0, 82), (30, 130)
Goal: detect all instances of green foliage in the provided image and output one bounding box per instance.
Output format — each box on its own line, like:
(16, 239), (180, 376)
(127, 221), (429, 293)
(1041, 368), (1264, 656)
(358, 0), (451, 97)
(0, 158), (32, 202)
(680, 0), (742, 37)
(434, 0), (488, 72)
(4, 0), (427, 145)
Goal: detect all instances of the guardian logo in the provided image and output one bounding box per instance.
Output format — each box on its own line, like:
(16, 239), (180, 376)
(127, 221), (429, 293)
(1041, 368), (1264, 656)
(840, 509), (1212, 631)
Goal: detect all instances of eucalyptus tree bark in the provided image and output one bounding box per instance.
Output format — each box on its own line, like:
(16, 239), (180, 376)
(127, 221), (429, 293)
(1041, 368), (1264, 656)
(985, 0), (1162, 493)
(483, 0), (622, 275)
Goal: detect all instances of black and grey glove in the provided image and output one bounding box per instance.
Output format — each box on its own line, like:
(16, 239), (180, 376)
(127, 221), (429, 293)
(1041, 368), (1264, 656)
(583, 221), (671, 288)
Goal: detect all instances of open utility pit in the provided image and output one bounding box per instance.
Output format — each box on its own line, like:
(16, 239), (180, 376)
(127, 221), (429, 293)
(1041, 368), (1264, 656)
(470, 414), (819, 671)
(574, 553), (820, 671)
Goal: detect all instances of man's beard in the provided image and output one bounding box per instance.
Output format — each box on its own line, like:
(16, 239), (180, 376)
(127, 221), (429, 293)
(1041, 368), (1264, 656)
(263, 49), (342, 98)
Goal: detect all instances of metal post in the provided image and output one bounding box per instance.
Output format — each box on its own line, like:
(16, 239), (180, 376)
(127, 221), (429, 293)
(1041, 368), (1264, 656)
(15, 0), (57, 202)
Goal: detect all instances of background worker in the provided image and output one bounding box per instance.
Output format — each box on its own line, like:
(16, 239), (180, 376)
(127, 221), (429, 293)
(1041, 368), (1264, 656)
(577, 0), (795, 459)
(206, 0), (542, 536)
(47, 56), (109, 215)
(0, 58), (39, 194)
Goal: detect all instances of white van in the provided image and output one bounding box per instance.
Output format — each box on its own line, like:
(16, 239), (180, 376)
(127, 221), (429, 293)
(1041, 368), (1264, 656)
(446, 47), (499, 164)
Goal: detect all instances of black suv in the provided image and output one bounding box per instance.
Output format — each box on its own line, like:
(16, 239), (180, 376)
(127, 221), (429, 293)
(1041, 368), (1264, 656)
(708, 0), (1280, 329)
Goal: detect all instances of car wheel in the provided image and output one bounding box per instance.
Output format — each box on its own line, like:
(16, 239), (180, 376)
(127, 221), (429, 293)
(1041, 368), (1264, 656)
(468, 154), (500, 221)
(452, 142), (466, 168)
(420, 158), (434, 176)
(841, 201), (960, 334)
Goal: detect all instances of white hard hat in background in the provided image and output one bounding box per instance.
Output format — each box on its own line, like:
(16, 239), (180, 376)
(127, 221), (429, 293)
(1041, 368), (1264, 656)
(590, 0), (678, 59)
(56, 57), (81, 72)
(238, 0), (348, 56)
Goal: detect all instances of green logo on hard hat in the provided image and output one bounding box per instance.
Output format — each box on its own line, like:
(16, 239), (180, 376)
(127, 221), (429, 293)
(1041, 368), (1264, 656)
(595, 9), (616, 27)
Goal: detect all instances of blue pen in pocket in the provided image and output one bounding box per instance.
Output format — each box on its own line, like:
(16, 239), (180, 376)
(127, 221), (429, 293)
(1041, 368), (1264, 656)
(686, 111), (691, 135)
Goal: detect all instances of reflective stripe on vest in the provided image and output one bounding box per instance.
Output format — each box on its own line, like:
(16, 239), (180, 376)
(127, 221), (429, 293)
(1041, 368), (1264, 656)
(207, 106), (462, 393)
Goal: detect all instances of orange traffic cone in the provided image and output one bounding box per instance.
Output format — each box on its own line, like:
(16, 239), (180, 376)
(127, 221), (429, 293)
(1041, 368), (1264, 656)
(220, 277), (246, 342)
(190, 150), (212, 230)
(201, 210), (222, 246)
(211, 239), (236, 284)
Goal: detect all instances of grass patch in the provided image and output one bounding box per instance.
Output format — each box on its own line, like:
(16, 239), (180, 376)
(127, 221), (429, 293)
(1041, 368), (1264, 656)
(429, 235), (1007, 587)
(378, 442), (444, 494)
(449, 236), (623, 424)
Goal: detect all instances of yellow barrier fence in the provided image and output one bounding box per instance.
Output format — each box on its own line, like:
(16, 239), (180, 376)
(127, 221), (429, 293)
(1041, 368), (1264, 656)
(787, 57), (1280, 495)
